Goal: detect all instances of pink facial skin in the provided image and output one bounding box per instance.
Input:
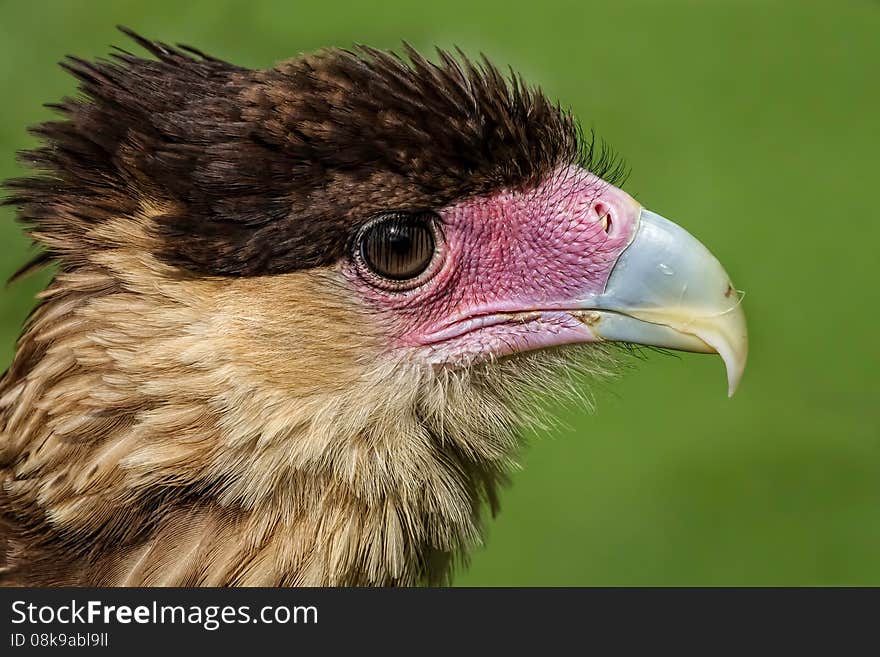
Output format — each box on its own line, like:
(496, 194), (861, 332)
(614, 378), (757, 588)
(345, 165), (642, 365)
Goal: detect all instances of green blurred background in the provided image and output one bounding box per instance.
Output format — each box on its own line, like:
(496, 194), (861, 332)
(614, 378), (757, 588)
(1, 0), (877, 585)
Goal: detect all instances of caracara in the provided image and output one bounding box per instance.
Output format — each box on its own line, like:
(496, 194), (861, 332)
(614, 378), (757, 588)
(0, 29), (746, 586)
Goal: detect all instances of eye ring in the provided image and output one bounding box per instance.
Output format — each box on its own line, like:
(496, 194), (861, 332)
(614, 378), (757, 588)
(353, 211), (445, 291)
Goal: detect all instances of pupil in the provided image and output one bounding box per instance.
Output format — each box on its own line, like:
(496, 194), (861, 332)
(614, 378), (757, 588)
(388, 229), (413, 255)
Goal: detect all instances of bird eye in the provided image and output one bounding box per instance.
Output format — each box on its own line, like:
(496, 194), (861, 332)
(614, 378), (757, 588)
(357, 212), (440, 286)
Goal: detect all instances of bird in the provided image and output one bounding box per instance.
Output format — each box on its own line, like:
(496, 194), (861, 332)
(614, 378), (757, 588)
(0, 28), (747, 586)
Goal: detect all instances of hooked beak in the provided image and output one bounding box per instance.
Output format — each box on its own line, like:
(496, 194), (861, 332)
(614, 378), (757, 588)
(577, 208), (748, 396)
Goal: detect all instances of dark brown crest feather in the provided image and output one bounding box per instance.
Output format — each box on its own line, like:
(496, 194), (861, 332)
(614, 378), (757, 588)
(2, 28), (584, 277)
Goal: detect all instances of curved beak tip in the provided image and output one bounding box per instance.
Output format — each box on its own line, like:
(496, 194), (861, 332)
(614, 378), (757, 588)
(723, 309), (748, 398)
(711, 300), (748, 398)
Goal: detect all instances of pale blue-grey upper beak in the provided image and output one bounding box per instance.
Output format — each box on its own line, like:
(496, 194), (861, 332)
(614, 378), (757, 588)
(577, 209), (748, 396)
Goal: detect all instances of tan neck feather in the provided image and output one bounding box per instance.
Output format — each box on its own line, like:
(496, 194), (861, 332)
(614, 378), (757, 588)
(0, 232), (516, 585)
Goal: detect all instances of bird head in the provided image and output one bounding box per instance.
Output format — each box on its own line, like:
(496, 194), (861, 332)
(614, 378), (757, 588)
(1, 30), (747, 585)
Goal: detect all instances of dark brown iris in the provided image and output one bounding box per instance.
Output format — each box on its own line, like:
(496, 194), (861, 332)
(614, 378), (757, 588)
(359, 212), (437, 281)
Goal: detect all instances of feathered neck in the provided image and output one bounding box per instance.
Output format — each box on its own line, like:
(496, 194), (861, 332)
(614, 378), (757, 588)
(0, 254), (516, 585)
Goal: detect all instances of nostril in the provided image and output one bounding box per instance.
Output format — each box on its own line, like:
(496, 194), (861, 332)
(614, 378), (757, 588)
(592, 201), (612, 234)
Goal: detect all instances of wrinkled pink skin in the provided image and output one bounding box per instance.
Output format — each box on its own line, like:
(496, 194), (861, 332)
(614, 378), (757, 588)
(344, 166), (641, 365)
